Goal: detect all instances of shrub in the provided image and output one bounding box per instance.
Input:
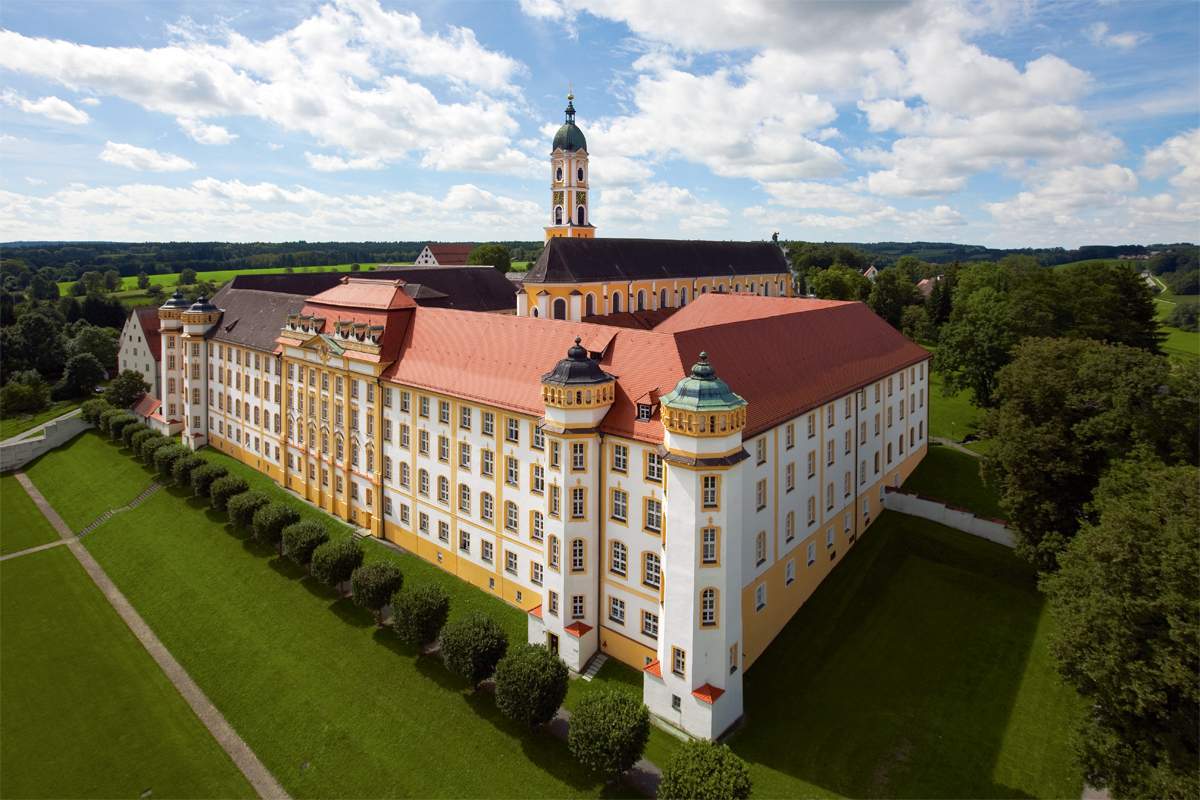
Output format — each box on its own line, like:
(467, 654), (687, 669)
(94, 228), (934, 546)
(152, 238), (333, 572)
(1167, 301), (1199, 332)
(350, 562), (403, 624)
(282, 520), (328, 568)
(121, 422), (149, 449)
(567, 690), (650, 780)
(153, 444), (190, 479)
(310, 538), (364, 594)
(80, 398), (112, 424)
(252, 503), (300, 554)
(139, 434), (171, 463)
(129, 428), (157, 456)
(391, 584), (450, 647)
(227, 491), (270, 530)
(190, 463), (228, 499)
(658, 741), (752, 800)
(171, 455), (206, 487)
(440, 613), (508, 689)
(98, 408), (124, 434)
(107, 414), (138, 441)
(1, 381), (50, 415)
(494, 644), (569, 728)
(209, 475), (249, 512)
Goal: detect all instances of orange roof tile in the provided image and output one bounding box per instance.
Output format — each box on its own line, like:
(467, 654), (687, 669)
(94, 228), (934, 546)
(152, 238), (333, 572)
(564, 621), (593, 638)
(527, 604), (543, 620)
(307, 277), (417, 311)
(691, 683), (725, 704)
(644, 659), (663, 678)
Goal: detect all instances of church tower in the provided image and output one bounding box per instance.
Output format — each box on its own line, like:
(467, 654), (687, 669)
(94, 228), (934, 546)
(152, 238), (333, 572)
(544, 93), (595, 241)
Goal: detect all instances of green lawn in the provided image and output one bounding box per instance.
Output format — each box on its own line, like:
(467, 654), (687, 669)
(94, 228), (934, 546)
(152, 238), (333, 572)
(62, 437), (626, 798)
(0, 475), (61, 555)
(565, 660), (683, 769)
(928, 370), (985, 443)
(0, 546), (253, 799)
(731, 511), (1082, 798)
(24, 432), (156, 531)
(0, 399), (82, 440)
(904, 444), (1004, 520)
(56, 263), (389, 293)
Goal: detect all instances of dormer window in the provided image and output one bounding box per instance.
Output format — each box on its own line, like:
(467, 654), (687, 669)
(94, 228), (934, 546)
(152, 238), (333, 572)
(637, 404), (653, 422)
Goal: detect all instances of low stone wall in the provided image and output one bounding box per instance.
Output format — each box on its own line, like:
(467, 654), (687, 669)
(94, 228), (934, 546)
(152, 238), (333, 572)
(0, 414), (92, 472)
(883, 487), (1013, 548)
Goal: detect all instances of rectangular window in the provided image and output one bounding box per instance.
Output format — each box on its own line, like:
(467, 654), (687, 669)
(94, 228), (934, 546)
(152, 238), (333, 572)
(531, 562), (543, 586)
(755, 531), (767, 566)
(756, 438), (766, 465)
(459, 529), (471, 553)
(612, 443), (628, 473)
(531, 464), (545, 494)
(672, 647), (686, 677)
(548, 590), (558, 616)
(570, 487), (586, 520)
(641, 611), (659, 639)
(438, 521), (450, 543)
(419, 396), (430, 418)
(482, 449), (494, 477)
(786, 559), (796, 586)
(506, 456), (519, 487)
(571, 595), (584, 620)
(755, 583), (767, 611)
(785, 462), (795, 492)
(807, 413), (816, 438)
(644, 498), (662, 533)
(531, 511), (544, 542)
(611, 489), (628, 522)
(570, 538), (585, 572)
(400, 424), (410, 449)
(505, 418), (520, 444)
(482, 412), (494, 436)
(571, 441), (586, 471)
(756, 479), (767, 511)
(459, 406), (472, 430)
(438, 400), (450, 424)
(459, 442), (472, 469)
(608, 596), (626, 624)
(438, 435), (449, 462)
(645, 452), (663, 483)
(550, 441), (561, 469)
(701, 475), (719, 509)
(419, 512), (429, 535)
(549, 485), (560, 517)
(785, 423), (795, 449)
(505, 551), (518, 575)
(701, 527), (719, 565)
(418, 430), (429, 455)
(481, 540), (494, 564)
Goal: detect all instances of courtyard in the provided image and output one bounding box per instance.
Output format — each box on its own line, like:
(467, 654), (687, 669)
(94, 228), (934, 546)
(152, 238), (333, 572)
(1, 431), (1083, 797)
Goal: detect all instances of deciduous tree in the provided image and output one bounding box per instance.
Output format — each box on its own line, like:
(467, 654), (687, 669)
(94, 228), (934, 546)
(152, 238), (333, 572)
(282, 520), (328, 569)
(494, 644), (569, 728)
(567, 690), (650, 780)
(467, 243), (512, 273)
(658, 740), (753, 800)
(310, 539), (364, 595)
(350, 562), (403, 623)
(440, 613), (508, 688)
(391, 584), (450, 647)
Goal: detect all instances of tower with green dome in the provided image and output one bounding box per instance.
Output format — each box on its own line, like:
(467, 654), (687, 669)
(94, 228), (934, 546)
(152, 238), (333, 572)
(544, 92), (595, 241)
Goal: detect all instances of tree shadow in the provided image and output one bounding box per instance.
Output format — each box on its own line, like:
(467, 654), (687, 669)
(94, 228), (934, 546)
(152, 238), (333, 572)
(267, 556), (305, 581)
(726, 512), (1045, 799)
(371, 628), (422, 660)
(328, 596), (373, 629)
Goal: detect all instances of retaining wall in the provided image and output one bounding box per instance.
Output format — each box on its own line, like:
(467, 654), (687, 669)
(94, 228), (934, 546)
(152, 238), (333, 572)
(0, 415), (92, 472)
(883, 487), (1013, 548)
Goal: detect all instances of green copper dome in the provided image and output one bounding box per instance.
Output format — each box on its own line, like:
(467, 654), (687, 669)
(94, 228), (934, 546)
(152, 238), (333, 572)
(552, 93), (587, 152)
(660, 352), (746, 412)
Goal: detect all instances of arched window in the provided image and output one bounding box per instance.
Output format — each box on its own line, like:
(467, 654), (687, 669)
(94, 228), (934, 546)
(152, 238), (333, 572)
(611, 292), (622, 313)
(531, 307), (539, 318)
(643, 552), (661, 589)
(700, 588), (718, 627)
(584, 293), (595, 316)
(554, 206), (563, 225)
(555, 166), (563, 182)
(679, 288), (688, 306)
(552, 298), (567, 320)
(577, 166), (584, 181)
(481, 491), (494, 522)
(763, 282), (771, 296)
(636, 290), (646, 311)
(610, 541), (628, 576)
(701, 286), (708, 294)
(576, 205), (585, 225)
(659, 288), (668, 308)
(418, 469), (429, 496)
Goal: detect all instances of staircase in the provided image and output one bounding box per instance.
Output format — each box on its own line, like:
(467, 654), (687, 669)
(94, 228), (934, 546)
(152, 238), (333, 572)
(77, 482), (163, 536)
(581, 653), (608, 682)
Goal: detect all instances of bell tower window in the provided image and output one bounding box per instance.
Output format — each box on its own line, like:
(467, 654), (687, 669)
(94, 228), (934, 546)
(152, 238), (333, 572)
(577, 166), (584, 182)
(555, 166), (563, 182)
(555, 206), (563, 225)
(577, 206), (585, 225)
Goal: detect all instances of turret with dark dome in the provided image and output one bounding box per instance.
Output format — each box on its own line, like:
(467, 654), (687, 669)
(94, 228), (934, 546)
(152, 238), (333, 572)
(552, 93), (588, 153)
(541, 336), (615, 424)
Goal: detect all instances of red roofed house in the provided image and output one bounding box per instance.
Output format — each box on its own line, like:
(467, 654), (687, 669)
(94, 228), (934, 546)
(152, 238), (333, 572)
(413, 243), (474, 267)
(118, 306), (162, 399)
(141, 95), (930, 742)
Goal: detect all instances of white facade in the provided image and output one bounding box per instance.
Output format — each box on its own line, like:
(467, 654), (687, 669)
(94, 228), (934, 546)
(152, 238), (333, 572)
(117, 311), (160, 398)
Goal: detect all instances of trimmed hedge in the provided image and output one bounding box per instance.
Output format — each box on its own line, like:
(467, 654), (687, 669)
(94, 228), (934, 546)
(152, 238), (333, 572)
(190, 463), (228, 499)
(81, 398), (112, 424)
(567, 689), (650, 780)
(108, 414), (138, 441)
(139, 434), (172, 463)
(171, 455), (206, 487)
(252, 502), (300, 554)
(440, 613), (508, 689)
(122, 422), (150, 449)
(209, 475), (249, 512)
(129, 428), (158, 456)
(310, 538), (364, 594)
(657, 740), (752, 800)
(98, 408), (125, 434)
(391, 583), (450, 647)
(350, 563), (403, 623)
(494, 644), (569, 728)
(282, 521), (328, 568)
(153, 444), (190, 479)
(227, 491), (270, 530)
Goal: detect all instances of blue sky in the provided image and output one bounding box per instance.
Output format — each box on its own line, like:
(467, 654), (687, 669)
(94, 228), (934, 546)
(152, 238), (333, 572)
(0, 0), (1196, 246)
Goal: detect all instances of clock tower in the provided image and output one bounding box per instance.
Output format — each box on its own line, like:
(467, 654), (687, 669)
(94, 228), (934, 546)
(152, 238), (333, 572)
(545, 93), (595, 241)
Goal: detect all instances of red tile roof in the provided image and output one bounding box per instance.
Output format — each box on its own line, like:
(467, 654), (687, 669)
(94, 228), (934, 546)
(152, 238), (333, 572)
(383, 294), (928, 444)
(527, 604), (543, 620)
(134, 307), (162, 361)
(307, 277), (417, 311)
(298, 278), (416, 365)
(564, 621), (593, 638)
(426, 243), (474, 266)
(644, 660), (662, 678)
(581, 307), (678, 330)
(132, 394), (160, 418)
(691, 683), (725, 704)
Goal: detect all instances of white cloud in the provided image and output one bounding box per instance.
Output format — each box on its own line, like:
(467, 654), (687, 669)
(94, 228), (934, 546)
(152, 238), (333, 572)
(0, 90), (90, 124)
(0, 0), (537, 176)
(0, 178), (541, 241)
(1085, 22), (1149, 51)
(596, 183), (729, 234)
(78, 97), (101, 107)
(987, 164), (1138, 225)
(266, 142), (284, 151)
(761, 181), (883, 213)
(24, 176), (45, 185)
(99, 141), (196, 172)
(1143, 129), (1200, 192)
(178, 117), (237, 145)
(305, 152), (384, 171)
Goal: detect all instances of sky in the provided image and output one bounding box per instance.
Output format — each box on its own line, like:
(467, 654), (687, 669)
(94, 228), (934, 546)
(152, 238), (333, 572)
(0, 0), (1197, 247)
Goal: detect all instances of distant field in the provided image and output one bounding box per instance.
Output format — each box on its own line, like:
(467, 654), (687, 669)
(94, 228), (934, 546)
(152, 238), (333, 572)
(56, 262), (392, 293)
(1152, 281), (1200, 361)
(1052, 258), (1132, 270)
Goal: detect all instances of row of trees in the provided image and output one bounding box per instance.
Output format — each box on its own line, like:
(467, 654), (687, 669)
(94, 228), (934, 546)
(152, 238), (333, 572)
(80, 399), (751, 798)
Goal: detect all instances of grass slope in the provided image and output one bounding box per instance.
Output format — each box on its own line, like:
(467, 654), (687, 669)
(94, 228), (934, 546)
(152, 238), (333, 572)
(0, 474), (61, 555)
(903, 444), (1003, 519)
(24, 432), (155, 530)
(72, 447), (622, 797)
(928, 370), (985, 442)
(0, 547), (253, 799)
(1152, 284), (1200, 361)
(0, 399), (82, 441)
(731, 512), (1082, 798)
